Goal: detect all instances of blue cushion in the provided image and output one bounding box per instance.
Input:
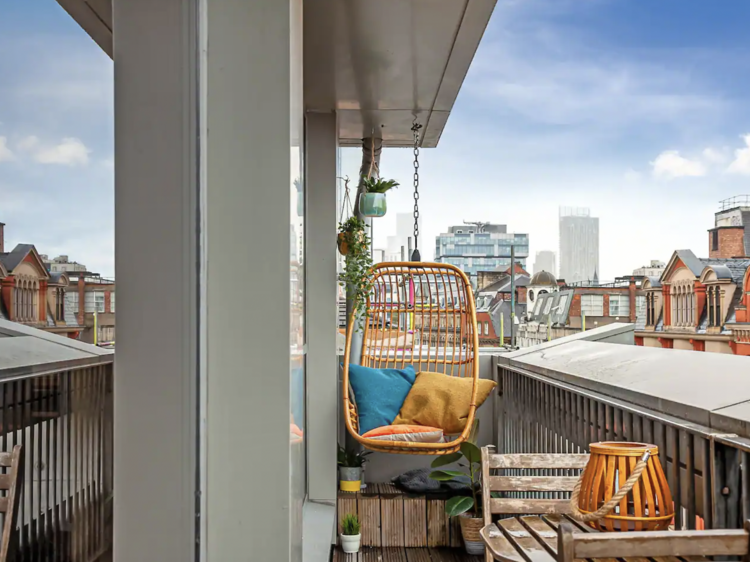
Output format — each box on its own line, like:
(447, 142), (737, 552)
(348, 364), (417, 435)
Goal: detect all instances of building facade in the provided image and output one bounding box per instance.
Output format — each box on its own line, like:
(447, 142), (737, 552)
(637, 199), (750, 355)
(559, 207), (599, 284)
(65, 273), (116, 345)
(40, 254), (88, 273)
(637, 250), (750, 355)
(532, 250), (556, 276)
(633, 260), (666, 278)
(0, 242), (81, 338)
(517, 276), (645, 348)
(435, 223), (529, 286)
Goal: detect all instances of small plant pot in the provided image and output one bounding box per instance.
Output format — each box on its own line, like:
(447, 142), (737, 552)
(339, 466), (362, 492)
(359, 192), (387, 218)
(337, 231), (365, 256)
(340, 533), (361, 554)
(458, 513), (484, 556)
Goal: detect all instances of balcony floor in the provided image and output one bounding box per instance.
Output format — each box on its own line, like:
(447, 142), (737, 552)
(333, 547), (483, 562)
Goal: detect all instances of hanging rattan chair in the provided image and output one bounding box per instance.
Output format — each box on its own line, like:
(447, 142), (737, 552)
(342, 262), (480, 455)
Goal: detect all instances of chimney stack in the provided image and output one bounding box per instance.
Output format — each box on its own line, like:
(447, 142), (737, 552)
(0, 222), (5, 253)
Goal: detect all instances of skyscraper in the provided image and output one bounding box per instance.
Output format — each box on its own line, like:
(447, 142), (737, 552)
(532, 251), (556, 276)
(383, 212), (422, 262)
(559, 207), (599, 284)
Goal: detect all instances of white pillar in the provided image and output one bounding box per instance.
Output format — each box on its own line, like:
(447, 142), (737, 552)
(305, 112), (338, 504)
(204, 0), (302, 561)
(114, 0), (303, 561)
(113, 0), (199, 561)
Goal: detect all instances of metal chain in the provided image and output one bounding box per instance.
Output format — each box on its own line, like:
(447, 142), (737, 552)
(411, 121), (422, 257)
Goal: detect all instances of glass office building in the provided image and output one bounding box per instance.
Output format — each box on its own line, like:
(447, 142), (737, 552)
(435, 224), (529, 285)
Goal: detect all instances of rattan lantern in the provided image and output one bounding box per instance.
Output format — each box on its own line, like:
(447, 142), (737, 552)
(570, 442), (674, 531)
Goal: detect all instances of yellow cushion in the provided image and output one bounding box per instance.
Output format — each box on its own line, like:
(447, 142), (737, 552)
(393, 372), (497, 434)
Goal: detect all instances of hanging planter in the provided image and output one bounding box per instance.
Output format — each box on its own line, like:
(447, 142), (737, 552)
(337, 217), (366, 256)
(360, 177), (399, 218)
(359, 192), (387, 217)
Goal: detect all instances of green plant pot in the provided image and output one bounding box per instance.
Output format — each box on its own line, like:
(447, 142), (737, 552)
(360, 193), (387, 218)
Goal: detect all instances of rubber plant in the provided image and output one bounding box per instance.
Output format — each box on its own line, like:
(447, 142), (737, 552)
(337, 217), (374, 325)
(429, 421), (482, 517)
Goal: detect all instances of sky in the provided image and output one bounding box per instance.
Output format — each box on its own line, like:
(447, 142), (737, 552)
(3, 1), (750, 280)
(342, 0), (750, 281)
(0, 0), (113, 275)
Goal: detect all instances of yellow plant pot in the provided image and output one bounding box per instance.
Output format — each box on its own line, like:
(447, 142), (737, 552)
(339, 479), (361, 493)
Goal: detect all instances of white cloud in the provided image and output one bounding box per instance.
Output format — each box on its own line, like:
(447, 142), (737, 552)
(17, 135), (39, 151)
(727, 134), (750, 175)
(34, 138), (90, 166)
(651, 150), (706, 179)
(702, 147), (728, 164)
(0, 137), (14, 162)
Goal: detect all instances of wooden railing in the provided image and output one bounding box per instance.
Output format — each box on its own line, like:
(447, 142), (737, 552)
(497, 362), (750, 530)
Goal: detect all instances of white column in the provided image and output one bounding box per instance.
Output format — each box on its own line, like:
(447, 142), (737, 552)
(204, 0), (301, 561)
(305, 112), (338, 504)
(113, 0), (199, 561)
(115, 0), (303, 560)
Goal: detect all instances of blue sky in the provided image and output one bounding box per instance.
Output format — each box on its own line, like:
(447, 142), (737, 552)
(343, 0), (750, 280)
(0, 0), (113, 275)
(3, 1), (750, 280)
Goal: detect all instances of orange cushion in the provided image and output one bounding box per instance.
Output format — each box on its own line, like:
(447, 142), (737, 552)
(362, 424), (444, 443)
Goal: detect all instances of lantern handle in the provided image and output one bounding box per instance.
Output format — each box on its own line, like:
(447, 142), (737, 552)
(569, 451), (651, 523)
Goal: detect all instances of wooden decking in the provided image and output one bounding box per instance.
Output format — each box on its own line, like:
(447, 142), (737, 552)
(337, 484), (464, 548)
(332, 546), (483, 562)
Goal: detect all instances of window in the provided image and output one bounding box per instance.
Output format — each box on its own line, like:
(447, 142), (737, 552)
(534, 298), (543, 315)
(580, 294), (604, 316)
(543, 298), (553, 314)
(636, 295), (646, 321)
(110, 292), (115, 313)
(484, 322), (489, 336)
(558, 294), (569, 314)
(708, 286), (723, 328)
(712, 230), (719, 252)
(85, 291), (106, 313)
(609, 294), (630, 317)
(56, 288), (65, 321)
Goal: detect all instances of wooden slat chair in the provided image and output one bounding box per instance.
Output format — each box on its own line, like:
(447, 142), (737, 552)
(558, 521), (750, 562)
(0, 446), (22, 562)
(480, 446), (590, 562)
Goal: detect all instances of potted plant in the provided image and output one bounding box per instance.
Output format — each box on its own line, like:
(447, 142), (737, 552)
(338, 445), (371, 492)
(340, 513), (362, 554)
(429, 433), (484, 554)
(359, 176), (399, 218)
(337, 218), (374, 324)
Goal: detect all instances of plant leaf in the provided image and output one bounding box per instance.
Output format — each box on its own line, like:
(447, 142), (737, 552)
(431, 452), (462, 468)
(429, 470), (465, 481)
(445, 496), (474, 517)
(460, 442), (482, 464)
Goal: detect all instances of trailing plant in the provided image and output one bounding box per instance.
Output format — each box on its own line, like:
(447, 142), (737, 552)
(337, 444), (372, 468)
(362, 176), (400, 194)
(429, 421), (482, 518)
(341, 513), (361, 536)
(338, 217), (374, 323)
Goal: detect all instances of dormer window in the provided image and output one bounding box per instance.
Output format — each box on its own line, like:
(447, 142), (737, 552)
(707, 285), (723, 328)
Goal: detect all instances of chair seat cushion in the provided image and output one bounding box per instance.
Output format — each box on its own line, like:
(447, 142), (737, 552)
(362, 424), (444, 443)
(348, 364), (417, 435)
(393, 371), (497, 434)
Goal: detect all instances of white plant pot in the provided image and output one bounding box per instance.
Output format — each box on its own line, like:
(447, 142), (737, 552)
(340, 533), (361, 554)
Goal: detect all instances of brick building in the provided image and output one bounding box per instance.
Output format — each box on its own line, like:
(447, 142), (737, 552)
(0, 225), (81, 338)
(637, 197), (750, 355)
(65, 273), (116, 345)
(517, 275), (645, 348)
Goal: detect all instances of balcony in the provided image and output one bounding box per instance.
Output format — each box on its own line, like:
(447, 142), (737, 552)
(0, 320), (112, 561)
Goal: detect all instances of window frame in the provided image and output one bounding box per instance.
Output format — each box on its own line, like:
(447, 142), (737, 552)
(580, 294), (604, 317)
